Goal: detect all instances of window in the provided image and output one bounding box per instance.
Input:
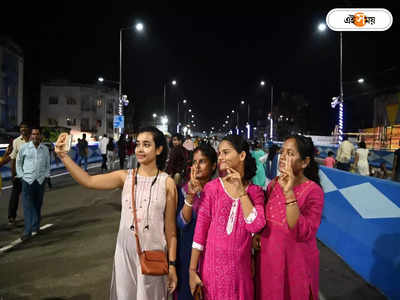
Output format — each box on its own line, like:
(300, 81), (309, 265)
(48, 118), (58, 126)
(49, 97), (58, 104)
(67, 97), (77, 105)
(97, 99), (102, 107)
(81, 95), (90, 111)
(81, 118), (89, 131)
(66, 117), (76, 126)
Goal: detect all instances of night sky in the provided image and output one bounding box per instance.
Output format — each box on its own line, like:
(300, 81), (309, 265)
(1, 2), (399, 136)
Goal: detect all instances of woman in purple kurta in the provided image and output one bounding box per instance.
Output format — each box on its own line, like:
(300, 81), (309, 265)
(255, 135), (324, 300)
(189, 135), (266, 300)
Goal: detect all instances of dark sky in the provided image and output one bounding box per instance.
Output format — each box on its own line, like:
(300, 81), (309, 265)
(1, 1), (399, 135)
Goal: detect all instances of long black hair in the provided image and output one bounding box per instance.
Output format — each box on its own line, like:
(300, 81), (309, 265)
(137, 126), (169, 170)
(285, 135), (320, 186)
(194, 142), (218, 176)
(221, 135), (257, 181)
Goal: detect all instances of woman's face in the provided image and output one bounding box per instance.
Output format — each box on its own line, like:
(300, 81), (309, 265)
(135, 132), (162, 166)
(217, 140), (244, 173)
(192, 150), (215, 180)
(278, 138), (308, 175)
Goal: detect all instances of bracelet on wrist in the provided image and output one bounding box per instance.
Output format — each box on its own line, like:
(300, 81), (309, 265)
(184, 199), (193, 207)
(285, 200), (298, 206)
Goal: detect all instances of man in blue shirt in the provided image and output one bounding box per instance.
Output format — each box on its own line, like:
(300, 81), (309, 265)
(16, 127), (50, 241)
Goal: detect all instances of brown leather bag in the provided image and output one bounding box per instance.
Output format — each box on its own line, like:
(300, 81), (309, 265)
(131, 169), (168, 275)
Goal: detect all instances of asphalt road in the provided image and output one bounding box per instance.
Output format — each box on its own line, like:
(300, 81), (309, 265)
(0, 165), (387, 300)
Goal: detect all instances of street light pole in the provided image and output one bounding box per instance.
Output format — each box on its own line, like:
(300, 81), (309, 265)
(339, 31), (344, 142)
(270, 84), (274, 140)
(119, 29), (123, 135)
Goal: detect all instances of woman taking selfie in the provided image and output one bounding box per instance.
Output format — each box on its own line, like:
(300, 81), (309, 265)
(55, 126), (178, 300)
(255, 135), (324, 300)
(189, 135), (266, 299)
(176, 143), (217, 300)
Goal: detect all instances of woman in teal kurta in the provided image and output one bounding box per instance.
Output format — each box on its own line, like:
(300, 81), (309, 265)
(251, 141), (267, 187)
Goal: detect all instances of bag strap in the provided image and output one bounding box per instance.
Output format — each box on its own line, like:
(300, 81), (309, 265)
(131, 168), (143, 254)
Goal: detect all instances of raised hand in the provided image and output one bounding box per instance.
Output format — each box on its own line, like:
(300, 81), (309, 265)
(187, 165), (202, 196)
(224, 167), (245, 198)
(55, 133), (69, 159)
(278, 156), (295, 194)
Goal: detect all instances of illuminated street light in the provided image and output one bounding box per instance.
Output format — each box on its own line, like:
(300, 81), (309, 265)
(318, 23), (327, 31)
(172, 80), (177, 86)
(358, 78), (365, 84)
(260, 81), (265, 86)
(152, 113), (157, 118)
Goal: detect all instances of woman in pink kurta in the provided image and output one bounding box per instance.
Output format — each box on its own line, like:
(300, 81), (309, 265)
(189, 135), (266, 300)
(255, 135), (324, 300)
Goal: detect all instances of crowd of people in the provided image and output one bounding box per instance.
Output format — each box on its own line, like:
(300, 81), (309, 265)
(52, 126), (324, 300)
(3, 121), (400, 300)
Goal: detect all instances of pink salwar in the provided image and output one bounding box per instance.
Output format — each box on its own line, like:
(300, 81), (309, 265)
(256, 180), (324, 300)
(193, 178), (266, 300)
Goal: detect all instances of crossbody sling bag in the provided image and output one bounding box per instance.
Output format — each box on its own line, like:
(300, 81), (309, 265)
(131, 169), (169, 275)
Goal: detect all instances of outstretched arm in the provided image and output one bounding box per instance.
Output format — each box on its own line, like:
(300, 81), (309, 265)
(55, 133), (126, 190)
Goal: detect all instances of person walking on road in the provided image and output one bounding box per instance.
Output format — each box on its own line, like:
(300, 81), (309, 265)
(335, 135), (355, 171)
(100, 134), (109, 172)
(16, 127), (50, 240)
(107, 137), (116, 171)
(117, 134), (127, 170)
(77, 134), (89, 171)
(8, 122), (30, 227)
(55, 126), (178, 300)
(354, 141), (370, 176)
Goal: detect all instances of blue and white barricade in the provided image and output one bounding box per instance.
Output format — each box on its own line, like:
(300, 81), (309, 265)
(318, 166), (400, 300)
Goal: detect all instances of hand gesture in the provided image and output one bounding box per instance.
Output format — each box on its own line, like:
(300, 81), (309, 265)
(168, 266), (178, 294)
(224, 167), (245, 198)
(187, 165), (202, 195)
(189, 269), (203, 296)
(278, 156), (295, 194)
(55, 133), (69, 159)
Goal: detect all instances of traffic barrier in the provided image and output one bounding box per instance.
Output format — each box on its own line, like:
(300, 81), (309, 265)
(318, 166), (400, 300)
(0, 143), (103, 181)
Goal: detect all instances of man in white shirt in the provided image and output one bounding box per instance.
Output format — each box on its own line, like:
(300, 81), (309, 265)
(8, 122), (30, 227)
(99, 134), (109, 172)
(336, 136), (355, 171)
(16, 127), (50, 240)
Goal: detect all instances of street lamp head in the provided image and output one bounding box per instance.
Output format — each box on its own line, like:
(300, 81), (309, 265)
(183, 99), (187, 104)
(358, 78), (365, 84)
(318, 23), (327, 31)
(188, 109), (192, 112)
(172, 80), (177, 86)
(232, 110), (235, 113)
(98, 77), (104, 83)
(192, 115), (194, 118)
(152, 113), (157, 118)
(260, 81), (265, 86)
(241, 100), (245, 105)
(135, 22), (144, 32)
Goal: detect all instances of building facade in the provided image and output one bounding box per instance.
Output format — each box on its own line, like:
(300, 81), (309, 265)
(40, 81), (118, 138)
(0, 38), (24, 131)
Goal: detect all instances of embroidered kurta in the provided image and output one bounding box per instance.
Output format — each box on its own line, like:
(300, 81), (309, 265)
(256, 180), (324, 300)
(192, 178), (266, 300)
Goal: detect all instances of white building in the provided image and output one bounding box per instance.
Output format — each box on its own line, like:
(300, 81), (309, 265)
(0, 38), (24, 131)
(40, 81), (118, 139)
